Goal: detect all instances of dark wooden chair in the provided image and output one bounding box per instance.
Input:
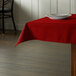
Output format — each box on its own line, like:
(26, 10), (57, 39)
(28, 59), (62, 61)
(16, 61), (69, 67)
(0, 0), (16, 33)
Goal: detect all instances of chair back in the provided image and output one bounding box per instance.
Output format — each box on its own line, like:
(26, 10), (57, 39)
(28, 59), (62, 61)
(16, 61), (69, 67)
(0, 0), (14, 11)
(8, 0), (14, 9)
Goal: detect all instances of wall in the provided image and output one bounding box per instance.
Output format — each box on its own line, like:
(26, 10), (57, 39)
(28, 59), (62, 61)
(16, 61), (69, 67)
(2, 0), (76, 30)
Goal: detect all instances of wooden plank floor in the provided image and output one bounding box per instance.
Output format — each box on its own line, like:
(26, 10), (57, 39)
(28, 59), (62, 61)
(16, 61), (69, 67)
(16, 41), (71, 76)
(0, 32), (71, 76)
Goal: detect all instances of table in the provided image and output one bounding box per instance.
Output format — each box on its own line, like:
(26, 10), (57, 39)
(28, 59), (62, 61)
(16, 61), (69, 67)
(16, 15), (76, 76)
(16, 14), (76, 45)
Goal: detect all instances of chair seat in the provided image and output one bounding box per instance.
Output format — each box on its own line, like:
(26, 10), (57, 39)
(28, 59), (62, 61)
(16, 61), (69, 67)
(0, 8), (11, 12)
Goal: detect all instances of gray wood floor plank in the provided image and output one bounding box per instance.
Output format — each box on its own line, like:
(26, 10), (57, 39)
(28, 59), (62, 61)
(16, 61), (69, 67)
(0, 32), (71, 76)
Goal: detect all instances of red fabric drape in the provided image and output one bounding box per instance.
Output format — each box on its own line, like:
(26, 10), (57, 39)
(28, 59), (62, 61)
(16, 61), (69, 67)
(16, 14), (76, 45)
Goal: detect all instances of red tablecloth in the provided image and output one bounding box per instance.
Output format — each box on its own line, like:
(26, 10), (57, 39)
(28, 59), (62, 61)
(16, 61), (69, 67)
(16, 14), (76, 45)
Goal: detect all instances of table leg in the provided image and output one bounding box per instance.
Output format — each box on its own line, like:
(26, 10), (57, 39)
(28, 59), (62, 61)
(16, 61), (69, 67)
(72, 44), (76, 76)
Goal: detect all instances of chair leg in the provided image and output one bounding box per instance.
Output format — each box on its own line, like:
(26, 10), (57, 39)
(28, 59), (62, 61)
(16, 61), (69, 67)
(11, 12), (16, 32)
(2, 12), (5, 34)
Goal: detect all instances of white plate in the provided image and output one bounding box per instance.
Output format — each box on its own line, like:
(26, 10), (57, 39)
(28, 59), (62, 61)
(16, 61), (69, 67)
(48, 14), (71, 20)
